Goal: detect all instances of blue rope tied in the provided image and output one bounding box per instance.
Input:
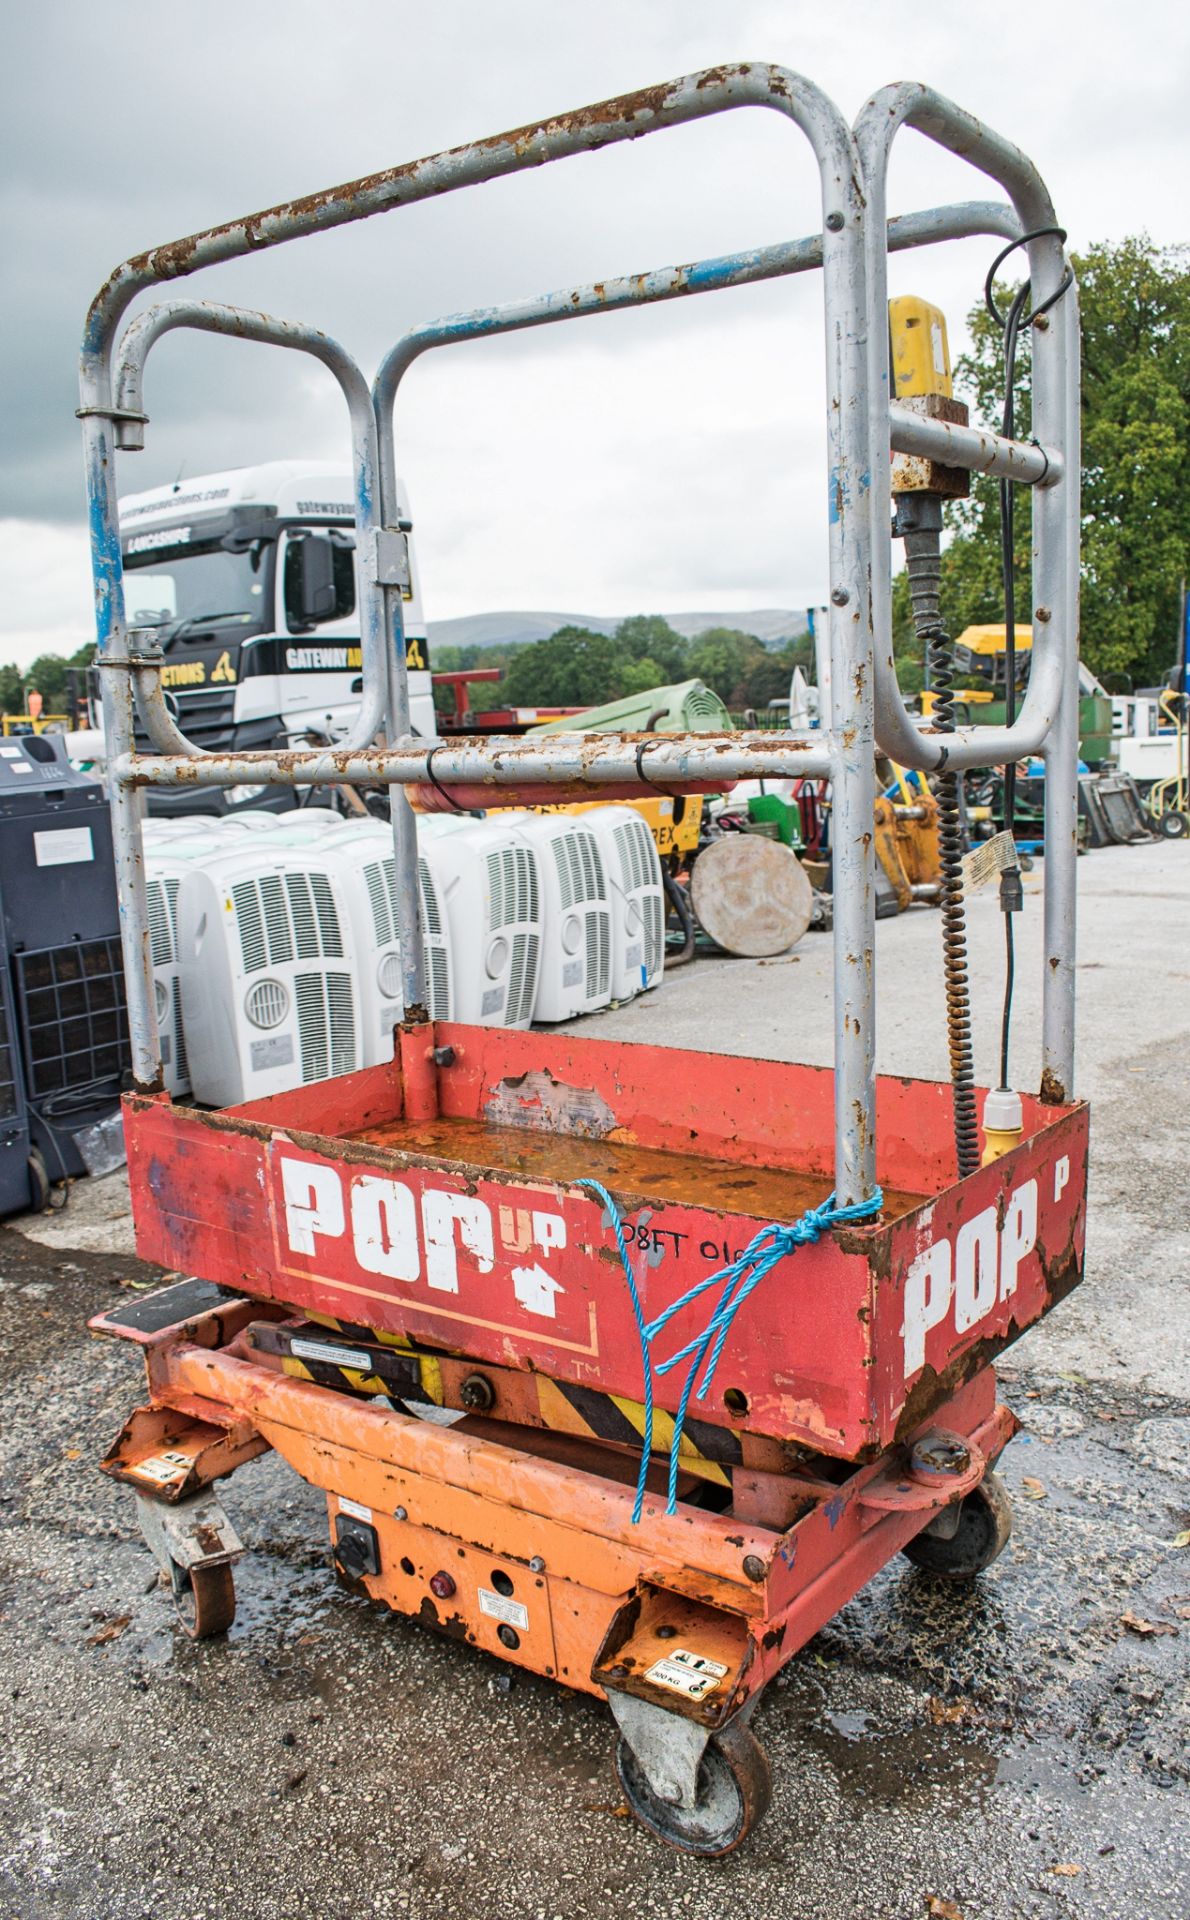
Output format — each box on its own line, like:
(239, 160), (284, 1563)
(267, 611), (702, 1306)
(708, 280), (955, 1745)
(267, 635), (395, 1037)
(577, 1178), (883, 1520)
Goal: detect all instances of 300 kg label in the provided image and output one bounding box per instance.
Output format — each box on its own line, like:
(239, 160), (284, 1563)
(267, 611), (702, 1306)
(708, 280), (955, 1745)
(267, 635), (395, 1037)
(645, 1649), (729, 1700)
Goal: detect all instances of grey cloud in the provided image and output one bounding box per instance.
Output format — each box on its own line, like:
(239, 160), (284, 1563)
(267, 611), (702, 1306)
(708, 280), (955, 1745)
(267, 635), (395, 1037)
(2, 0), (1186, 636)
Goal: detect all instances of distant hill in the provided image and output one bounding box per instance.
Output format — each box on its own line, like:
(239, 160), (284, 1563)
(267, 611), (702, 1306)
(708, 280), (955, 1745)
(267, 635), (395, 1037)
(426, 609), (812, 651)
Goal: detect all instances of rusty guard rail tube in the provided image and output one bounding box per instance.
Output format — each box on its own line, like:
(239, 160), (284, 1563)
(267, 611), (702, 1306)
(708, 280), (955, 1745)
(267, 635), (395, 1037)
(82, 61), (885, 1206)
(854, 84), (1075, 777)
(371, 201), (1034, 514)
(853, 82), (1080, 1102)
(111, 301), (386, 756)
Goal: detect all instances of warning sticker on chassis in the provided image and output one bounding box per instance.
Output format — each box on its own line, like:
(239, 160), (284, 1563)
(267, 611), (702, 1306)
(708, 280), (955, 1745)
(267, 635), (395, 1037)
(644, 1648), (729, 1700)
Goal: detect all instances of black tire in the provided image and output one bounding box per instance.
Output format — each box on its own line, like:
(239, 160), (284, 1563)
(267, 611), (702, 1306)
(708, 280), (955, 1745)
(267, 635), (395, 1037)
(1157, 809), (1189, 839)
(27, 1149), (50, 1214)
(169, 1558), (236, 1639)
(614, 1717), (772, 1857)
(902, 1467), (1013, 1580)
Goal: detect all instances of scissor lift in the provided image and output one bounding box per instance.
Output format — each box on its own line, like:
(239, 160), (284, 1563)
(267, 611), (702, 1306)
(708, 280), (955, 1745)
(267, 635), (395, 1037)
(83, 66), (1087, 1855)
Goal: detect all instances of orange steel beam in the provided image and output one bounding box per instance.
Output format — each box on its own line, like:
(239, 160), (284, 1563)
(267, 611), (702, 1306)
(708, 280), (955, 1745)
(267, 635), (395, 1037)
(165, 1342), (772, 1600)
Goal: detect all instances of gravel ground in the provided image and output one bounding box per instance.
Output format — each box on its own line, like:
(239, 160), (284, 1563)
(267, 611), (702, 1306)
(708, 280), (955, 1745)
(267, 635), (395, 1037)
(1, 840), (1187, 1920)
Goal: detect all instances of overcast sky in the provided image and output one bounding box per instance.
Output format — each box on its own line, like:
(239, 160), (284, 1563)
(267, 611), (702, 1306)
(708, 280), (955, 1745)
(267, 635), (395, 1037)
(2, 0), (1186, 669)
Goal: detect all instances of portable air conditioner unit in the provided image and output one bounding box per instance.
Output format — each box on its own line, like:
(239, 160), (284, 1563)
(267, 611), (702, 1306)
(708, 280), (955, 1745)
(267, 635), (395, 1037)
(325, 835), (451, 1064)
(505, 814), (611, 1022)
(252, 808), (348, 842)
(527, 678), (731, 736)
(141, 817), (216, 845)
(144, 836), (224, 1097)
(175, 846), (360, 1106)
(582, 805), (665, 1001)
(212, 814), (282, 835)
(421, 822), (542, 1029)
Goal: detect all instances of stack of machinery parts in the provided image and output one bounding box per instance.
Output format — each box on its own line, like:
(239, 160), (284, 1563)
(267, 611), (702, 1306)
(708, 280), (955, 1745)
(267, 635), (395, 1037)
(84, 66), (1088, 1857)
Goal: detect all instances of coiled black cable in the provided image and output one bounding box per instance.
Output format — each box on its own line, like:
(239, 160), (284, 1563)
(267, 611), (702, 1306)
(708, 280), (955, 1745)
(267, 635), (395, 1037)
(899, 499), (980, 1177)
(983, 230), (1073, 1091)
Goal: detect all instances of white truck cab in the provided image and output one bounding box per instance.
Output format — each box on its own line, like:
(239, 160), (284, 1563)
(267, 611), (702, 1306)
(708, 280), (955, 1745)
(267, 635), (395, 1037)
(116, 460), (436, 813)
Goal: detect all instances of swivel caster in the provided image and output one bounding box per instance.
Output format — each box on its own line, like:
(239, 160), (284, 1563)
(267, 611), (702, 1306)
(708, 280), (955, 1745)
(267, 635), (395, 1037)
(902, 1465), (1013, 1579)
(169, 1556), (236, 1639)
(614, 1716), (772, 1856)
(133, 1488), (242, 1639)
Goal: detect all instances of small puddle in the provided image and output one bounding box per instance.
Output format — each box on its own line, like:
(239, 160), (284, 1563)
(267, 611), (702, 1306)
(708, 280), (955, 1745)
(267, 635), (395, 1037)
(782, 1687), (1001, 1815)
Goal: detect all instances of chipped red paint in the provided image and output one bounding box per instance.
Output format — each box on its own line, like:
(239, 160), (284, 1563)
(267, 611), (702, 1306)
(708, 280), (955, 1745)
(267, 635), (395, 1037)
(123, 1024), (1087, 1461)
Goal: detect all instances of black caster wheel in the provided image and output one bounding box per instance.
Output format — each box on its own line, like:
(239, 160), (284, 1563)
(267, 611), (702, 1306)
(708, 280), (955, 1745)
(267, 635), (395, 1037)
(27, 1150), (50, 1214)
(169, 1557), (236, 1639)
(614, 1717), (772, 1856)
(902, 1466), (1013, 1579)
(1157, 809), (1189, 839)
(27, 1149), (69, 1213)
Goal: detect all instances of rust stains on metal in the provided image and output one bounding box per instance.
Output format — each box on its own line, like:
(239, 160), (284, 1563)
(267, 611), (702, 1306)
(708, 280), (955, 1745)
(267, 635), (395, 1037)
(484, 1069), (617, 1141)
(93, 69), (782, 333)
(1039, 1066), (1068, 1105)
(894, 1239), (1081, 1443)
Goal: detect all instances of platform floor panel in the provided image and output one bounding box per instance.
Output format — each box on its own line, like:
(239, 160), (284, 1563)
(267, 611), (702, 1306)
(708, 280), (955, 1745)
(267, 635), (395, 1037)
(344, 1114), (928, 1222)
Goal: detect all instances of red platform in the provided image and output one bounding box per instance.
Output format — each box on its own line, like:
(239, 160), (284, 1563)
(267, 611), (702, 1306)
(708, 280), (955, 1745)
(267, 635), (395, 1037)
(123, 1023), (1088, 1461)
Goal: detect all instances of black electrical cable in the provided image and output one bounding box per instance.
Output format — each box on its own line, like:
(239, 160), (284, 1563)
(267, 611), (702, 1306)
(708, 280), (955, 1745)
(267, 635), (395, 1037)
(39, 1073), (126, 1120)
(423, 744), (472, 814)
(983, 230), (1073, 1092)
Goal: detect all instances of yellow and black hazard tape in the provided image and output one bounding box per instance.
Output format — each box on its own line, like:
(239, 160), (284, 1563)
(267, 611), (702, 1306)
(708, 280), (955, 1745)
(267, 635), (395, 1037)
(246, 1315), (740, 1488)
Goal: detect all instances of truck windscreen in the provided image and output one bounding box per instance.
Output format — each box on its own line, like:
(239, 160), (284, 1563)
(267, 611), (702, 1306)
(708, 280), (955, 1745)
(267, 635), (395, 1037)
(123, 539), (269, 634)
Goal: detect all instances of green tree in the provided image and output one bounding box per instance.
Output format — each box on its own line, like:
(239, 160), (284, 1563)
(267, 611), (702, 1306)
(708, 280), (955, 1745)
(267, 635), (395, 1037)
(619, 656), (664, 696)
(686, 627), (768, 706)
(0, 664), (24, 714)
(501, 626), (627, 708)
(613, 615), (688, 682)
(919, 236), (1190, 687)
(0, 643), (95, 718)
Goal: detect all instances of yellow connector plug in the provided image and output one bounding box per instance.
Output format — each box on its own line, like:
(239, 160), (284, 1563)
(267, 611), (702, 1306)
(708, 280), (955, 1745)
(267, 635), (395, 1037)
(982, 1088), (1024, 1165)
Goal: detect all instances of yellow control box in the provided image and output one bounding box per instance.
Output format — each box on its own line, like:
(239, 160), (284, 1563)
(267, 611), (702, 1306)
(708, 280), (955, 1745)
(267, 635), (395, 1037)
(889, 295), (954, 399)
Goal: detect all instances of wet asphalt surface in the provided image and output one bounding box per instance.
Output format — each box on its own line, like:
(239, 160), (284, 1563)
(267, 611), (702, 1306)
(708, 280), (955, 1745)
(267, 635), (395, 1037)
(2, 843), (1188, 1920)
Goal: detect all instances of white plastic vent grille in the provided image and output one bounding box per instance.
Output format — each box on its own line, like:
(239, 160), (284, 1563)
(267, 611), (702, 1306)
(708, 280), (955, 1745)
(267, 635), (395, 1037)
(643, 893), (664, 981)
(295, 970), (356, 1083)
(245, 978), (289, 1029)
(507, 931), (539, 1026)
(551, 828), (604, 910)
(232, 870), (344, 974)
(427, 944), (451, 1019)
(419, 856), (443, 935)
(585, 909), (610, 998)
(172, 977), (188, 1086)
(377, 951), (403, 1000)
(487, 846), (538, 932)
(614, 817), (655, 894)
(146, 880), (173, 967)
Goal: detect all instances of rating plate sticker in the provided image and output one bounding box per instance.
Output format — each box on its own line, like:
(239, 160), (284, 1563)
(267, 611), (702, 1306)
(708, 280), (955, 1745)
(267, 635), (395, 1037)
(478, 1587), (530, 1631)
(644, 1648), (729, 1700)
